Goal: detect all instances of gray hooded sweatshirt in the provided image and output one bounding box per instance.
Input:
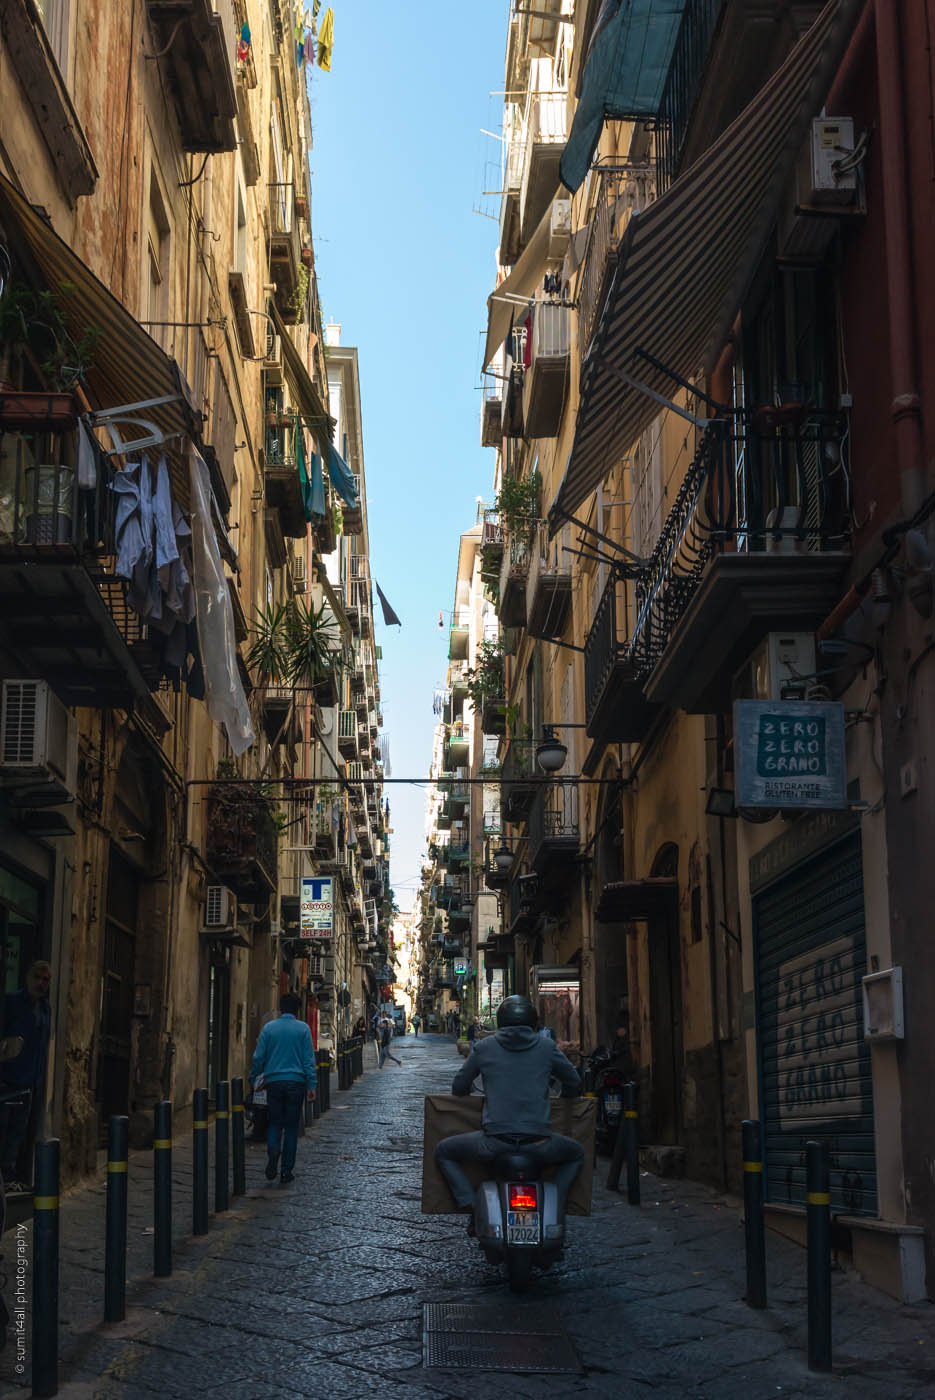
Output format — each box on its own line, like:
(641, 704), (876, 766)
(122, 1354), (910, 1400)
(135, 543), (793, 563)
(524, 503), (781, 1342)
(451, 1025), (581, 1138)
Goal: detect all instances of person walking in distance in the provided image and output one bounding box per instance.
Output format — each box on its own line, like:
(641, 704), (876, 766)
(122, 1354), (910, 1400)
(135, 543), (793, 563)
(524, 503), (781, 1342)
(0, 960), (52, 1191)
(249, 993), (316, 1184)
(411, 1012), (421, 1038)
(378, 1014), (401, 1068)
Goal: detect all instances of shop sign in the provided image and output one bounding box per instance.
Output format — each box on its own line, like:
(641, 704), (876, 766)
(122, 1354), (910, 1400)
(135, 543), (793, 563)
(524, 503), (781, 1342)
(300, 876), (333, 938)
(454, 958), (469, 976)
(734, 700), (846, 810)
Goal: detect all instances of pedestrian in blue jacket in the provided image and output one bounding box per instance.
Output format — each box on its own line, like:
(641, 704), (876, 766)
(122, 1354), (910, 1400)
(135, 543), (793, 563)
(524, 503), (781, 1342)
(250, 994), (316, 1184)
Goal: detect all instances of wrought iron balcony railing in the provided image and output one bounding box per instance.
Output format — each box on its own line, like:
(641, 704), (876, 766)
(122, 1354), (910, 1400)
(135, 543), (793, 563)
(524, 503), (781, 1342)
(585, 411), (850, 700)
(656, 0), (723, 193)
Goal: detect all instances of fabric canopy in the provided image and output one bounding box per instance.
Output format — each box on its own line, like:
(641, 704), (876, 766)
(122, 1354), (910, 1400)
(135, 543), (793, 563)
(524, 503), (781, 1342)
(482, 196), (558, 370)
(560, 0), (687, 193)
(0, 173), (197, 506)
(549, 0), (858, 533)
(326, 442), (358, 508)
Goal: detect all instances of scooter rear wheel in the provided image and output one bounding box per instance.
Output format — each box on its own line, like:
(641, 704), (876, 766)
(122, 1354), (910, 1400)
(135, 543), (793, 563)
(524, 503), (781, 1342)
(506, 1250), (533, 1293)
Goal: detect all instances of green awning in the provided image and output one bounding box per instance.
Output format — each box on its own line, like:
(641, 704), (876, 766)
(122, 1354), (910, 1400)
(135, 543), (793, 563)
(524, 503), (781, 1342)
(561, 0), (686, 192)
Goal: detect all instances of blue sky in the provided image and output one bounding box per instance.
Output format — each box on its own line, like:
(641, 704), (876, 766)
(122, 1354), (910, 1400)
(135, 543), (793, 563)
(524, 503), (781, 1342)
(307, 1), (507, 910)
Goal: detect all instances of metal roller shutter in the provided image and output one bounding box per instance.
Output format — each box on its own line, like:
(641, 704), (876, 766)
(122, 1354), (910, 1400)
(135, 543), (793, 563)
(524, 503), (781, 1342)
(754, 831), (877, 1216)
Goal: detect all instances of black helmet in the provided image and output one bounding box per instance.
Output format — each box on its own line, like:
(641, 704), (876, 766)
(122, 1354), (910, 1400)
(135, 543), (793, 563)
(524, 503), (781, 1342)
(496, 995), (538, 1030)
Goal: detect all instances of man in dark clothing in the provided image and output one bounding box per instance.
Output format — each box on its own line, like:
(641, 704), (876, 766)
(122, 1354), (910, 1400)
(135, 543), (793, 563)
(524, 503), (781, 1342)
(0, 961), (52, 1190)
(378, 1014), (401, 1068)
(249, 993), (316, 1184)
(435, 995), (583, 1219)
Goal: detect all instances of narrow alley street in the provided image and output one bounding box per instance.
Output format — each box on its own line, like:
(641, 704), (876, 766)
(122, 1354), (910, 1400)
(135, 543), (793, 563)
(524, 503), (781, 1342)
(2, 1034), (933, 1400)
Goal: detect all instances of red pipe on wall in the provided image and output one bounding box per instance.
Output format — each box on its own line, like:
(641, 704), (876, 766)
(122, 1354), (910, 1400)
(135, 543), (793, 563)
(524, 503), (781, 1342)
(874, 0), (925, 518)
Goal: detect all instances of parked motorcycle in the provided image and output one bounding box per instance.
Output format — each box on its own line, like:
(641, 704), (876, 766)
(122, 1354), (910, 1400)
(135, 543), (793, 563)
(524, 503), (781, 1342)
(584, 1046), (626, 1155)
(471, 1137), (567, 1293)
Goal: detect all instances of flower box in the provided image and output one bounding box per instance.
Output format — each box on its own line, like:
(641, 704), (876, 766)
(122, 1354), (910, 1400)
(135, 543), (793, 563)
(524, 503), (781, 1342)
(0, 391), (81, 430)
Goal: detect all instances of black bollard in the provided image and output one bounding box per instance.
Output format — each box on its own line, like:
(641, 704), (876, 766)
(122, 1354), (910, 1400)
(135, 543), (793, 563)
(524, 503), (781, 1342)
(624, 1081), (640, 1205)
(231, 1077), (246, 1197)
(606, 1099), (627, 1192)
(153, 1100), (172, 1278)
(742, 1119), (767, 1309)
(32, 1138), (60, 1398)
(192, 1088), (209, 1235)
(319, 1049), (331, 1112)
(807, 1139), (832, 1372)
(215, 1080), (230, 1213)
(104, 1115), (129, 1322)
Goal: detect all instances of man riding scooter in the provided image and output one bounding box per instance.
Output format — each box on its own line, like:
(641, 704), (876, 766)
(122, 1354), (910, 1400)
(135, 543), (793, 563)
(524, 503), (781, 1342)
(434, 995), (583, 1234)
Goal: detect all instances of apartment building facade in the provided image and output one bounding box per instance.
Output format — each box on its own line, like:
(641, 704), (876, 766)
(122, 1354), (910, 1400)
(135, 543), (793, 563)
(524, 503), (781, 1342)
(0, 0), (389, 1190)
(460, 0), (935, 1301)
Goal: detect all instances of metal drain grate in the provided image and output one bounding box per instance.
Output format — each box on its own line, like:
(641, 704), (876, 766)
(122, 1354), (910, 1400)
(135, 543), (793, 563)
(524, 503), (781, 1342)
(423, 1302), (581, 1374)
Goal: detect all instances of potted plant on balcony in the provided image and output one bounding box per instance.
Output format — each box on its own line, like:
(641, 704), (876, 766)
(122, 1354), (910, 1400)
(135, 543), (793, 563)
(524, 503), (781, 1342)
(203, 761), (279, 901)
(0, 280), (101, 421)
(496, 469), (540, 537)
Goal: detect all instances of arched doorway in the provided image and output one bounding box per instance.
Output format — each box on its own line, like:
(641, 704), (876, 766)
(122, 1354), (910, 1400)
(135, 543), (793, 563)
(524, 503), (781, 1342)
(649, 843), (682, 1144)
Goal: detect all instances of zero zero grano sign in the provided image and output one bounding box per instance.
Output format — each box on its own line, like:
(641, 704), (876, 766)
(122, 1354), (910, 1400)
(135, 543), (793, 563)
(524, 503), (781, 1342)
(734, 700), (847, 810)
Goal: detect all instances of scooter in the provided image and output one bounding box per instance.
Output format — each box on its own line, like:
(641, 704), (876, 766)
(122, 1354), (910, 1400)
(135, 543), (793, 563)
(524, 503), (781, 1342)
(584, 1046), (625, 1155)
(472, 1137), (566, 1292)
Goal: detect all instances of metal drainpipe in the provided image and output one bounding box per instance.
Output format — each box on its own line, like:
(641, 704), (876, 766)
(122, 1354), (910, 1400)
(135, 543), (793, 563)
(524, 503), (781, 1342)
(874, 0), (925, 519)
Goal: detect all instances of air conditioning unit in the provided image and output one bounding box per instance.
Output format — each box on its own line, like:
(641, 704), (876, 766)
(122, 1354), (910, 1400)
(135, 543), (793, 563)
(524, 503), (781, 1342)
(292, 553), (306, 593)
(778, 117), (862, 263)
(201, 885), (237, 933)
(265, 331), (282, 365)
(548, 199), (571, 261)
(0, 680), (77, 801)
(732, 632), (816, 703)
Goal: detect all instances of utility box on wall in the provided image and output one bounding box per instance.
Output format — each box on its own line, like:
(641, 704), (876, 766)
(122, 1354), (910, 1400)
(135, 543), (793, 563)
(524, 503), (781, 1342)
(862, 967), (904, 1041)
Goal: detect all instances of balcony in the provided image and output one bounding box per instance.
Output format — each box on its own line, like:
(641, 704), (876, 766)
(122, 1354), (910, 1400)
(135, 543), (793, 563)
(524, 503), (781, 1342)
(264, 413), (306, 538)
(449, 660), (470, 706)
(337, 708), (358, 758)
(498, 529), (531, 628)
(444, 724), (469, 769)
(310, 801), (337, 862)
(528, 782), (579, 876)
(259, 682), (297, 747)
(628, 414), (850, 714)
(481, 381), (503, 448)
(480, 509), (504, 580)
(519, 91), (567, 246)
(656, 0), (821, 192)
(498, 119), (527, 267)
(449, 622), (469, 661)
(448, 841), (470, 873)
(481, 693), (507, 738)
(204, 784), (278, 902)
(501, 739), (538, 823)
(501, 366), (525, 439)
(0, 425), (170, 715)
(264, 506), (286, 569)
(585, 574), (658, 745)
(267, 183), (302, 323)
(147, 0), (237, 153)
(523, 305), (571, 438)
(342, 474), (363, 535)
(526, 521), (572, 639)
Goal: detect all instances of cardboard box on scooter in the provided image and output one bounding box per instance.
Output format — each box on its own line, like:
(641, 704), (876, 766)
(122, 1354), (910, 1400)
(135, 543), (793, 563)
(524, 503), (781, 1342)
(421, 1093), (596, 1216)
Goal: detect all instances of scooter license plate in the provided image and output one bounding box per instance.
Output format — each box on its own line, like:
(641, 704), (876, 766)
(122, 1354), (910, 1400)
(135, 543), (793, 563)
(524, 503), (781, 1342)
(251, 1090), (267, 1106)
(605, 1093), (622, 1117)
(507, 1210), (541, 1245)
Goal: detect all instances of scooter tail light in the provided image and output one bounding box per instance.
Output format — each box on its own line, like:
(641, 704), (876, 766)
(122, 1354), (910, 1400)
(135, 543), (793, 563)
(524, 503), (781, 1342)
(508, 1184), (538, 1210)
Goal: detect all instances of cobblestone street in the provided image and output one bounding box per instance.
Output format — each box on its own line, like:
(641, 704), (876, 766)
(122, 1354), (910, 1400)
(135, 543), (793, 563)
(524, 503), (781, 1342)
(2, 1034), (934, 1399)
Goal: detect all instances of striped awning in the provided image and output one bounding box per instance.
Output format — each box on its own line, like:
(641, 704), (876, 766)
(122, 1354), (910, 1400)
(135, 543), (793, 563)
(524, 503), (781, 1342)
(0, 173), (198, 505)
(549, 0), (860, 533)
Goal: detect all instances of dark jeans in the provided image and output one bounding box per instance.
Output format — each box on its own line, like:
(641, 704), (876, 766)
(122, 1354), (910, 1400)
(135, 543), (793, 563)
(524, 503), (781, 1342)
(0, 1090), (32, 1181)
(266, 1081), (305, 1175)
(435, 1129), (584, 1210)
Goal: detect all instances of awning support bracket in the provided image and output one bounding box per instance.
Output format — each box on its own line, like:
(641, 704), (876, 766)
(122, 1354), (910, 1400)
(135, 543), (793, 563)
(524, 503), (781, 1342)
(560, 510), (648, 567)
(598, 358), (710, 430)
(88, 394), (188, 456)
(633, 345), (731, 416)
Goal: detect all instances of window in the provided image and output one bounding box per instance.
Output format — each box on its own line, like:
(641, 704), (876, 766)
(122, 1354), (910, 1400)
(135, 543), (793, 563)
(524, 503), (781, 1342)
(36, 0), (70, 78)
(145, 167), (171, 351)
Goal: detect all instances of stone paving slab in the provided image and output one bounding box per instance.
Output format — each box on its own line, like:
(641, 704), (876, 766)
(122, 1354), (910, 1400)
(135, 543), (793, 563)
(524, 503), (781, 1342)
(1, 1032), (934, 1398)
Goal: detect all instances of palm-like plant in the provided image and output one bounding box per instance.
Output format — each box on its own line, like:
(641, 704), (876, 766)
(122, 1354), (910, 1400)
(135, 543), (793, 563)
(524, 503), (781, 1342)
(245, 598), (342, 691)
(245, 601), (292, 683)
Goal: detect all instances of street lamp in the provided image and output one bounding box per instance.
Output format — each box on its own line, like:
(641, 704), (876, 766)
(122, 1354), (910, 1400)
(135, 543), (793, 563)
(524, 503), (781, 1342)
(493, 843), (514, 874)
(536, 724), (568, 773)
